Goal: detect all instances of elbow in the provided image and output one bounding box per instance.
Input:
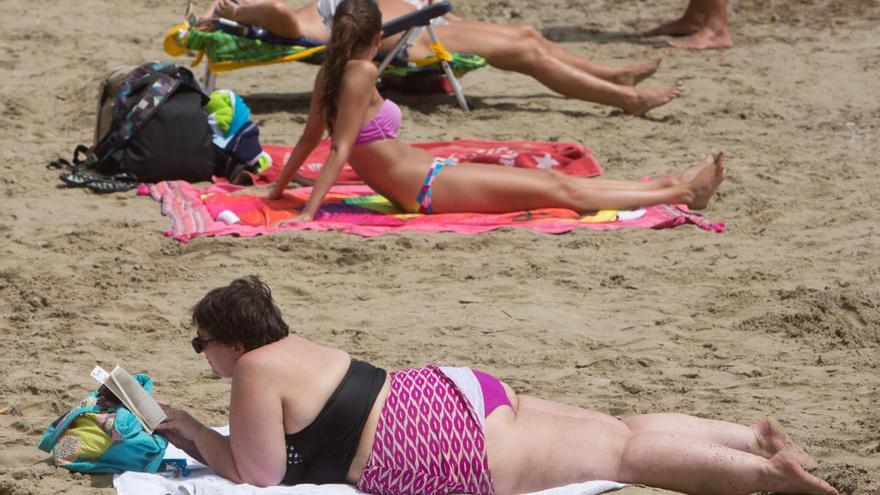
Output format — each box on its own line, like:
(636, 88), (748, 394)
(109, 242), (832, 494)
(238, 465), (284, 488)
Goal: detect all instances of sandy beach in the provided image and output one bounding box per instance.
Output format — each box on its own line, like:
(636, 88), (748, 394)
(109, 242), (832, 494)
(0, 0), (878, 493)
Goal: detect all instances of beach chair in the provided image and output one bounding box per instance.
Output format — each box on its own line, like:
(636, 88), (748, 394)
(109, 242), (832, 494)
(164, 0), (486, 110)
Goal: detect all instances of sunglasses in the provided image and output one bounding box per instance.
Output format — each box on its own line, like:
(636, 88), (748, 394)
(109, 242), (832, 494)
(191, 335), (216, 354)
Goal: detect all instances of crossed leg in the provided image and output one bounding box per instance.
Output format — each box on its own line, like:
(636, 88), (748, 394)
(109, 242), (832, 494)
(409, 21), (683, 115)
(428, 151), (726, 214)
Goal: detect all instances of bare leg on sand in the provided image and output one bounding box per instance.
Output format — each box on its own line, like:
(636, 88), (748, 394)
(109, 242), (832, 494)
(643, 0), (732, 50)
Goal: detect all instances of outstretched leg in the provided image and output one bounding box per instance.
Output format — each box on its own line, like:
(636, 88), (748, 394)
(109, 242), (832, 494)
(423, 22), (683, 114)
(520, 395), (815, 467)
(429, 151), (725, 214)
(643, 0), (732, 50)
(486, 408), (838, 495)
(623, 414), (816, 467)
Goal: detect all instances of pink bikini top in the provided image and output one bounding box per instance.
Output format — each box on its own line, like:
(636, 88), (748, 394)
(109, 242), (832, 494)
(354, 99), (402, 146)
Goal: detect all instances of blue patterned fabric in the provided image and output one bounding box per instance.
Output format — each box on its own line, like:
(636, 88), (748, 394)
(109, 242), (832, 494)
(37, 374), (168, 474)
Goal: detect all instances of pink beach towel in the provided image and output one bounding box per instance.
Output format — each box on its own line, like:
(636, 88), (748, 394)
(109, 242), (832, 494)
(140, 139), (722, 241)
(253, 139), (603, 185)
(139, 181), (723, 242)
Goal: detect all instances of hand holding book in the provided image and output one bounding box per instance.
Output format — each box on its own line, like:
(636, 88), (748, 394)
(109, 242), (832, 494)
(91, 365), (167, 434)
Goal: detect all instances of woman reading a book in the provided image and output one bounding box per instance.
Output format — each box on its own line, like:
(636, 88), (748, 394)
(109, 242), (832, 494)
(157, 276), (837, 495)
(199, 0), (683, 115)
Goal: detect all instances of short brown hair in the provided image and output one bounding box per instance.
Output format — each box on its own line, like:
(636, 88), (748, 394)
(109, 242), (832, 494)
(192, 276), (289, 351)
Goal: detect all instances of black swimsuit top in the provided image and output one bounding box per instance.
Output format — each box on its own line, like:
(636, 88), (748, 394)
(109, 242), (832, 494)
(281, 359), (387, 485)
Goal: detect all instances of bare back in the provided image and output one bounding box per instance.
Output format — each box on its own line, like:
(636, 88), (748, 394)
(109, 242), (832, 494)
(230, 335), (389, 483)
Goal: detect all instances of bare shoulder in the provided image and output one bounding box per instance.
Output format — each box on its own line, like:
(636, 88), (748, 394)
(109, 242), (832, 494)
(233, 341), (288, 380)
(342, 60), (378, 86)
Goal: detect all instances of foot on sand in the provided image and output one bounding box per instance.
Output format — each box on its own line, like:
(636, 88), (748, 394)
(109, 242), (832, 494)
(613, 56), (664, 86)
(685, 150), (726, 210)
(754, 418), (818, 469)
(767, 453), (838, 495)
(621, 80), (683, 115)
(642, 17), (702, 37)
(667, 26), (732, 50)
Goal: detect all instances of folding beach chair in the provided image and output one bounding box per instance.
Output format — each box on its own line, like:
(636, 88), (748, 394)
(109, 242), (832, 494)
(164, 0), (485, 110)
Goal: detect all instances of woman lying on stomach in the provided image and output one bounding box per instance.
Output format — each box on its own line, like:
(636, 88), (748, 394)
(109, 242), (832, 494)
(253, 0), (724, 222)
(157, 276), (837, 495)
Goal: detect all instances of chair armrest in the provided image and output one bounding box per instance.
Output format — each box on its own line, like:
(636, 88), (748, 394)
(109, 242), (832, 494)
(381, 1), (452, 37)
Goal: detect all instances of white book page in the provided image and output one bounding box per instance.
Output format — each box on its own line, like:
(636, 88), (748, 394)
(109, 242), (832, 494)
(109, 366), (167, 433)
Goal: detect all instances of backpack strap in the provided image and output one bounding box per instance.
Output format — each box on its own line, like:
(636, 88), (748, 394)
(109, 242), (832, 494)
(37, 403), (102, 453)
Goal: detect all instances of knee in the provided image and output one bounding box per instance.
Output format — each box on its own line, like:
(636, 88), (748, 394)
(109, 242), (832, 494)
(515, 24), (543, 42)
(551, 171), (581, 205)
(505, 30), (549, 66)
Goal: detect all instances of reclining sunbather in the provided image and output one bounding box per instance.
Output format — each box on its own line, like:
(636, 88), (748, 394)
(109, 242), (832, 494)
(157, 276), (838, 494)
(259, 0), (723, 222)
(200, 0), (682, 114)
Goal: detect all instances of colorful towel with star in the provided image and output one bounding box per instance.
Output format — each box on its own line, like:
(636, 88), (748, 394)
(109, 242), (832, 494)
(250, 139), (604, 185)
(139, 181), (723, 241)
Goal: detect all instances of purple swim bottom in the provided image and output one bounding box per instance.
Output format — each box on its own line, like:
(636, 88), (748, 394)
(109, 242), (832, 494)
(357, 365), (495, 495)
(471, 368), (513, 418)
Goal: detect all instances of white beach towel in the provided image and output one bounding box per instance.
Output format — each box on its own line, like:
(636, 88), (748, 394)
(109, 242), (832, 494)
(114, 427), (625, 495)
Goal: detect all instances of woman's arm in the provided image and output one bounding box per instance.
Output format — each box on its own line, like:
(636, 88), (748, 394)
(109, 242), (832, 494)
(296, 61), (378, 220)
(156, 357), (288, 486)
(269, 72), (329, 199)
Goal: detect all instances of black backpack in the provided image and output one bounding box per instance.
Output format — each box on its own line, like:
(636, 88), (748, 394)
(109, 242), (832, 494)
(52, 62), (217, 192)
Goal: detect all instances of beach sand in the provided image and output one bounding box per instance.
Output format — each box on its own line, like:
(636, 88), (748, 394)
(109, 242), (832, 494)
(0, 0), (878, 493)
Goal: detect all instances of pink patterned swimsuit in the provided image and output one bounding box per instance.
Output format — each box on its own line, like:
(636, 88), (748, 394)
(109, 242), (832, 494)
(357, 365), (497, 495)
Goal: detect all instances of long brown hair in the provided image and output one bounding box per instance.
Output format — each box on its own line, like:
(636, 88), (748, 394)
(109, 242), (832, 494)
(320, 0), (382, 132)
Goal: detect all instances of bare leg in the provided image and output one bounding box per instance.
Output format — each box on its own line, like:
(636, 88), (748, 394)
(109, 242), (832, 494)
(486, 408), (838, 495)
(520, 396), (815, 466)
(427, 152), (724, 214)
(206, 0), (303, 38)
(643, 0), (732, 50)
(517, 395), (630, 431)
(474, 23), (663, 86)
(420, 23), (682, 115)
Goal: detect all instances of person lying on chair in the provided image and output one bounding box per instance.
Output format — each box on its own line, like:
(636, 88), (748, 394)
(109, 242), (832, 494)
(251, 0), (724, 221)
(200, 0), (682, 115)
(157, 275), (838, 495)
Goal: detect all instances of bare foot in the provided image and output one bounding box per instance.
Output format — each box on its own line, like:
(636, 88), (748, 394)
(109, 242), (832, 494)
(677, 152), (713, 183)
(685, 150), (726, 210)
(620, 80), (683, 116)
(754, 418), (818, 469)
(642, 17), (702, 37)
(612, 56), (664, 86)
(767, 453), (838, 495)
(667, 26), (732, 50)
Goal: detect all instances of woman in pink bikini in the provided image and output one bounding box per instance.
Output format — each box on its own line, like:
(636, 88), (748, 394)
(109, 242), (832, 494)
(259, 0), (725, 222)
(158, 276), (837, 495)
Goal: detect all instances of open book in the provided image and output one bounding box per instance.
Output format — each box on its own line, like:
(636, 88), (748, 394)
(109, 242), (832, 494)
(91, 365), (167, 434)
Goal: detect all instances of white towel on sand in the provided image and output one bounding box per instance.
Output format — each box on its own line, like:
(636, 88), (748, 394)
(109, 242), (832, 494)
(113, 427), (625, 495)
